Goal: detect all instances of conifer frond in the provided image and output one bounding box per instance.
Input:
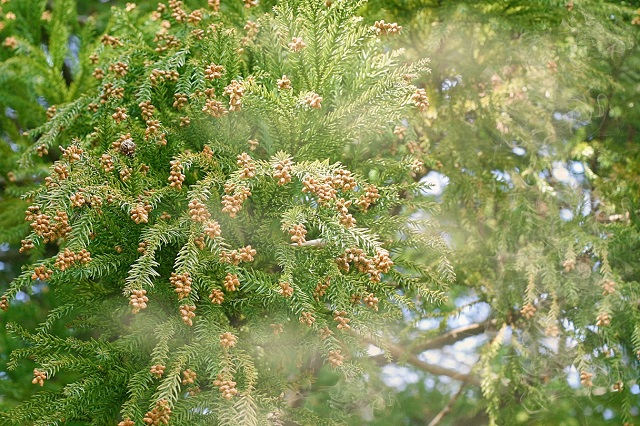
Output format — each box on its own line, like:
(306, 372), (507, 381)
(0, 0), (452, 423)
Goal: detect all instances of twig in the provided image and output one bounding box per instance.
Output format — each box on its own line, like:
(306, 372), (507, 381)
(411, 320), (495, 353)
(293, 238), (326, 247)
(361, 334), (480, 386)
(427, 381), (468, 426)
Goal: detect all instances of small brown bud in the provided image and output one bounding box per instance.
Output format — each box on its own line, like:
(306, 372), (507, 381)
(150, 364), (166, 378)
(219, 332), (237, 349)
(328, 350), (344, 367)
(223, 273), (240, 291)
(179, 304), (196, 326)
(181, 369), (197, 385)
(32, 369), (47, 386)
(288, 37), (306, 52)
(209, 289), (224, 304)
(278, 282), (293, 297)
(129, 289), (149, 314)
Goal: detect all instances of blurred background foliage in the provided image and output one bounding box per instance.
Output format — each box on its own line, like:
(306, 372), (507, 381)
(1, 0), (639, 424)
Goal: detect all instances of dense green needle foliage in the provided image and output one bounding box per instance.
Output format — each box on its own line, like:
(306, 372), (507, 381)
(1, 0), (640, 425)
(1, 1), (452, 424)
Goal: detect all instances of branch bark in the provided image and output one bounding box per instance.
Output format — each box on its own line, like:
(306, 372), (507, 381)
(361, 335), (480, 386)
(411, 320), (495, 353)
(293, 238), (326, 248)
(427, 380), (469, 426)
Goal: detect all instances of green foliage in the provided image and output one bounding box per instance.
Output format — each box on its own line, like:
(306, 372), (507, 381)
(1, 0), (449, 424)
(2, 0), (640, 425)
(362, 0), (640, 424)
